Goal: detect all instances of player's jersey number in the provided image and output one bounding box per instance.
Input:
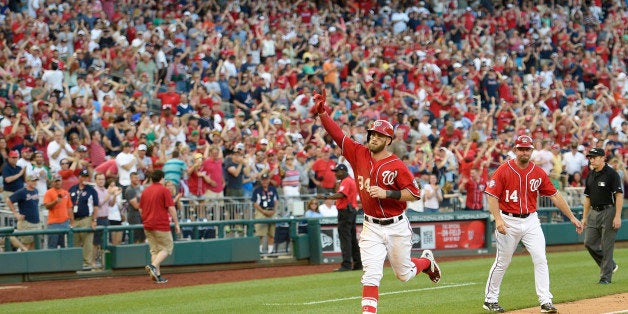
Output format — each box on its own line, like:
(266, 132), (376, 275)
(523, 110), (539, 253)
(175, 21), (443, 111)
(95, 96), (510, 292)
(358, 176), (370, 191)
(504, 189), (518, 203)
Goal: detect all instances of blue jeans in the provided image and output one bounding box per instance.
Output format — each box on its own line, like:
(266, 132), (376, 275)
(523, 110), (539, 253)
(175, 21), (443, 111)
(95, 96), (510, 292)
(48, 220), (70, 249)
(424, 207), (439, 213)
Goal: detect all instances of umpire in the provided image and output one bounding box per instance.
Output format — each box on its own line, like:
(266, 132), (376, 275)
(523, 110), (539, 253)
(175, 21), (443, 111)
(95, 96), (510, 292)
(583, 148), (623, 284)
(317, 164), (362, 272)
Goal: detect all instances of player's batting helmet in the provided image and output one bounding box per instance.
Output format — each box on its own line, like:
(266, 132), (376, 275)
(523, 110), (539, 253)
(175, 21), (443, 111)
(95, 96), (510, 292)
(367, 120), (395, 143)
(514, 135), (534, 149)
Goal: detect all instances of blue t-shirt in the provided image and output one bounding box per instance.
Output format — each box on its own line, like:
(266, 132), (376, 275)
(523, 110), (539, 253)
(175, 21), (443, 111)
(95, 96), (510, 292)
(2, 164), (23, 192)
(9, 188), (39, 223)
(68, 184), (99, 219)
(251, 185), (278, 210)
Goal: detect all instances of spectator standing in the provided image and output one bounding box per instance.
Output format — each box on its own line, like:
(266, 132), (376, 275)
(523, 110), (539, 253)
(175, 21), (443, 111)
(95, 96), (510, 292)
(115, 142), (137, 190)
(224, 143), (248, 198)
(6, 174), (41, 251)
(583, 148), (623, 284)
(141, 170), (180, 284)
(422, 173), (443, 213)
(187, 152), (209, 218)
(251, 173), (278, 254)
(47, 129), (74, 172)
(483, 136), (583, 313)
(124, 172), (145, 244)
(562, 142), (588, 182)
(29, 150), (49, 205)
(2, 150), (25, 200)
(162, 149), (187, 191)
(93, 173), (112, 268)
(310, 146), (336, 194)
(69, 169), (99, 270)
(43, 174), (72, 249)
(317, 164), (361, 272)
(460, 168), (487, 211)
(105, 178), (124, 246)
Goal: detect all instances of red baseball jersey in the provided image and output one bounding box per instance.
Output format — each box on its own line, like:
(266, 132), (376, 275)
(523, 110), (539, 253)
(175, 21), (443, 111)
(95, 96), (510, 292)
(340, 138), (421, 218)
(484, 159), (557, 215)
(336, 176), (358, 210)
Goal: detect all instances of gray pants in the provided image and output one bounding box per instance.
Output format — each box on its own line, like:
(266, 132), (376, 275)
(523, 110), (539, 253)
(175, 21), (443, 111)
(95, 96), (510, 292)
(584, 206), (618, 282)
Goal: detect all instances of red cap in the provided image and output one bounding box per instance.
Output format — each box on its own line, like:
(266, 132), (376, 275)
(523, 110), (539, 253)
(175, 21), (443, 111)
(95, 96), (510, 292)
(8, 150), (19, 158)
(17, 101), (27, 107)
(266, 149), (277, 156)
(514, 135), (534, 149)
(296, 151), (308, 158)
(21, 146), (31, 153)
(322, 146), (331, 153)
(168, 82), (176, 87)
(132, 91), (142, 98)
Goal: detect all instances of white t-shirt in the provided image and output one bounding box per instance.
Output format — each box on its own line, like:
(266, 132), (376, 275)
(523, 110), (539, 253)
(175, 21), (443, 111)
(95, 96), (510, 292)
(318, 204), (338, 217)
(41, 69), (64, 92)
(47, 140), (74, 172)
(115, 152), (137, 186)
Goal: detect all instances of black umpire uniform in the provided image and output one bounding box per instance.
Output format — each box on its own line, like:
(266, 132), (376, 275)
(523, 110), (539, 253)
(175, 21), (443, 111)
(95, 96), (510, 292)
(583, 148), (623, 284)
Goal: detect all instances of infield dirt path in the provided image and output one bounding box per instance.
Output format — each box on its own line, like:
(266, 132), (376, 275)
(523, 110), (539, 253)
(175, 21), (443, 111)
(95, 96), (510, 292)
(508, 293), (628, 313)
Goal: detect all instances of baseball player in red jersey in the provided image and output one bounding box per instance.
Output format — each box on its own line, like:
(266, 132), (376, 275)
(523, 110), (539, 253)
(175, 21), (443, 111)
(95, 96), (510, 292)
(313, 90), (440, 314)
(483, 135), (583, 313)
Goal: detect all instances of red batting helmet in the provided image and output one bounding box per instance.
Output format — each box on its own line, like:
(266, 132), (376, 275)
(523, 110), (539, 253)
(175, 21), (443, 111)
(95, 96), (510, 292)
(367, 120), (394, 142)
(514, 135), (534, 149)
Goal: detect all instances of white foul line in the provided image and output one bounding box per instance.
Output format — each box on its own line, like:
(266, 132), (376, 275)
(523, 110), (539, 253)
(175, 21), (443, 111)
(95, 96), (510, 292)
(264, 282), (477, 306)
(0, 286), (27, 290)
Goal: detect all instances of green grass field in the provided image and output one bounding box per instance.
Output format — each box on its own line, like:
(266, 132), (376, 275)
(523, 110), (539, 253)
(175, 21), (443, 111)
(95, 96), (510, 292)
(0, 248), (626, 313)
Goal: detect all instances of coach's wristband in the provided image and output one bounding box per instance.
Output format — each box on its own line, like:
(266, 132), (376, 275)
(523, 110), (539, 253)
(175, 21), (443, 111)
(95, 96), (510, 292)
(385, 190), (401, 200)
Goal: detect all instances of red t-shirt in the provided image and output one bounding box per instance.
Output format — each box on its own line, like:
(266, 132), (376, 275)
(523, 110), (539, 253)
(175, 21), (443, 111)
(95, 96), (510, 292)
(157, 92), (181, 115)
(336, 176), (358, 210)
(140, 182), (175, 231)
(311, 158), (336, 189)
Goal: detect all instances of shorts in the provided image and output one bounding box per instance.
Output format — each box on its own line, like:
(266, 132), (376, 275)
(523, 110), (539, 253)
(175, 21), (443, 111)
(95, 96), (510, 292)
(254, 210), (275, 238)
(144, 229), (174, 256)
(93, 217), (110, 246)
(17, 220), (42, 245)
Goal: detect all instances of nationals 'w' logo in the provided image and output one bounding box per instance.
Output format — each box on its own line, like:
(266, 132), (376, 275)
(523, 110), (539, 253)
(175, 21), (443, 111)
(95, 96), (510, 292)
(381, 170), (398, 186)
(529, 178), (542, 192)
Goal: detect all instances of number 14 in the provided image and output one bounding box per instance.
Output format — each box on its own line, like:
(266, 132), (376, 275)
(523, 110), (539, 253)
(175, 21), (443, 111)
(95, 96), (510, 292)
(505, 190), (519, 203)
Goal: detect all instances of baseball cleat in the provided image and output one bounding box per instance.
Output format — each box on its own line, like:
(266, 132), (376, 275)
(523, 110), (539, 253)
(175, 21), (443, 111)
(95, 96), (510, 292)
(540, 303), (557, 313)
(483, 302), (505, 313)
(145, 264), (158, 282)
(420, 250), (441, 283)
(155, 276), (168, 284)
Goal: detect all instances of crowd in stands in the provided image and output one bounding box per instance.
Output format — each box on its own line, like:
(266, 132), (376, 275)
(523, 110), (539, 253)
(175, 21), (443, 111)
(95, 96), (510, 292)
(1, 0), (628, 250)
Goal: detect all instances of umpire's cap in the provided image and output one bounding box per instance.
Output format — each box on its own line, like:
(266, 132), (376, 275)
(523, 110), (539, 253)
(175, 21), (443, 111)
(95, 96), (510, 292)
(332, 164), (348, 172)
(514, 135), (534, 149)
(586, 148), (605, 158)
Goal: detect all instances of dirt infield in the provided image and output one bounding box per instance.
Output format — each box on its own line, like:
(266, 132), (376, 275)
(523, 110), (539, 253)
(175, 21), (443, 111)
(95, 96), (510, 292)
(508, 293), (628, 313)
(0, 263), (626, 313)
